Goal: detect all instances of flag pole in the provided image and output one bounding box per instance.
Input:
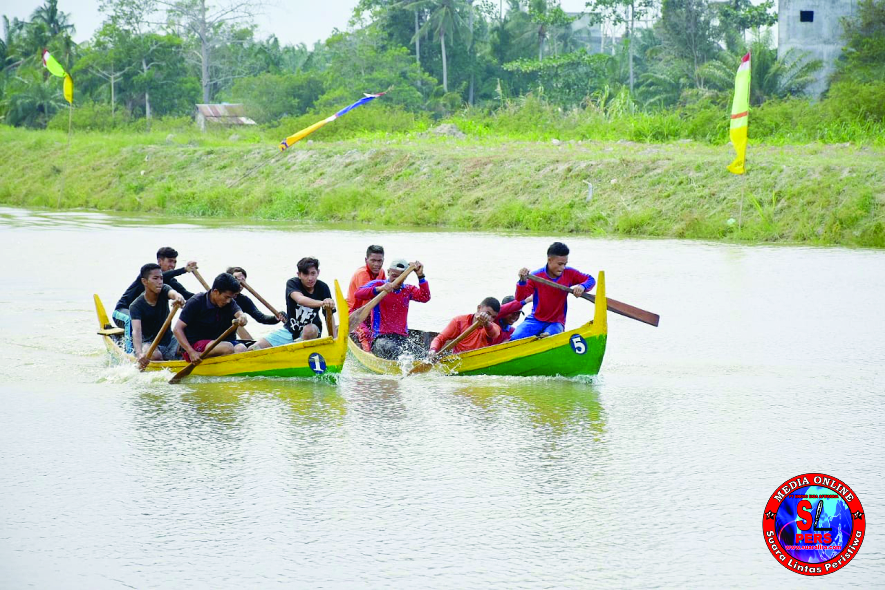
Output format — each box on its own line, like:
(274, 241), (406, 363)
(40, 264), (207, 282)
(58, 102), (73, 209)
(738, 177), (744, 235)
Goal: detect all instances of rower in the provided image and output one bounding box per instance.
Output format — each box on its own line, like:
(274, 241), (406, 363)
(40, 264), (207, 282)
(129, 263), (187, 369)
(429, 297), (501, 356)
(512, 242), (595, 340)
(250, 257), (335, 350)
(173, 272), (248, 361)
(112, 246), (198, 352)
(353, 258), (430, 360)
(347, 245), (386, 351)
(227, 266), (286, 325)
(491, 294), (530, 345)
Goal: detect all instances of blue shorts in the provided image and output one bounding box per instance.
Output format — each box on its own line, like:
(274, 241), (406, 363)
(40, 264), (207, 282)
(112, 308), (133, 353)
(511, 317), (565, 341)
(264, 327), (296, 348)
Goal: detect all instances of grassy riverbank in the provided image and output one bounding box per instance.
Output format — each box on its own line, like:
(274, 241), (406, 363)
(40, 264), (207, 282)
(1, 126), (883, 247)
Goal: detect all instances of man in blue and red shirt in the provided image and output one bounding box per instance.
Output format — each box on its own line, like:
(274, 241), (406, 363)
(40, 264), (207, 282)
(512, 242), (595, 340)
(492, 294), (530, 346)
(354, 258), (430, 359)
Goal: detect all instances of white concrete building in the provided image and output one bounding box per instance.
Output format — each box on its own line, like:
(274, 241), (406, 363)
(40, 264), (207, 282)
(777, 0), (858, 97)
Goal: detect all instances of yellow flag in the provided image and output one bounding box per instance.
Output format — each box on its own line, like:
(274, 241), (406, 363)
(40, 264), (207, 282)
(42, 49), (74, 104)
(63, 73), (74, 105)
(727, 53), (751, 175)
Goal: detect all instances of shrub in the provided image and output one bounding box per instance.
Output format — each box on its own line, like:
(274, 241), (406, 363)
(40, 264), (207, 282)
(47, 101), (131, 132)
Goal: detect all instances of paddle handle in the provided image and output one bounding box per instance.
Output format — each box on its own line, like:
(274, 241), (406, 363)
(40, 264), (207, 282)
(241, 280), (282, 318)
(438, 319), (482, 356)
(139, 301), (180, 370)
(169, 320), (239, 384)
(408, 319), (482, 375)
(192, 269), (211, 291)
(525, 273), (659, 327)
(348, 264), (416, 332)
(324, 306), (335, 337)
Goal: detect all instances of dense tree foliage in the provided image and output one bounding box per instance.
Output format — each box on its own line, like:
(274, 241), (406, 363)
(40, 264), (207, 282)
(0, 0), (881, 129)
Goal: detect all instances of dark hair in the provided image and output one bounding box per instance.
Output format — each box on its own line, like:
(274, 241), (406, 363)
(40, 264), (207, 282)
(140, 263), (162, 280)
(366, 245), (384, 258)
(156, 247), (178, 260)
(297, 257), (319, 274)
(501, 295), (516, 305)
(480, 297), (501, 313)
(212, 272), (242, 294)
(547, 242), (570, 257)
(226, 266), (246, 278)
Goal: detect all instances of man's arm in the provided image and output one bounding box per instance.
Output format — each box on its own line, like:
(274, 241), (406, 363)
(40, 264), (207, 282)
(410, 278), (431, 303)
(496, 298), (528, 319)
(290, 291), (325, 308)
(429, 317), (460, 354)
(173, 320), (197, 361)
(163, 267), (188, 279)
(482, 317), (501, 340)
(567, 269), (596, 298)
(167, 277), (195, 300)
(167, 288), (186, 307)
(515, 268), (534, 301)
(132, 319), (145, 358)
(115, 276), (142, 310)
(353, 281), (383, 300)
(239, 295), (278, 324)
(346, 272), (361, 310)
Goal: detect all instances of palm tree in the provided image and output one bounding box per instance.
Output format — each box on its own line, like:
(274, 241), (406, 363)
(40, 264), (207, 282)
(6, 76), (66, 127)
(30, 0), (76, 37)
(698, 35), (823, 104)
(406, 0), (471, 92)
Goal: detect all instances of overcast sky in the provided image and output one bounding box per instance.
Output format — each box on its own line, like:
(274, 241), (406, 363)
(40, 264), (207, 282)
(4, 0), (594, 47)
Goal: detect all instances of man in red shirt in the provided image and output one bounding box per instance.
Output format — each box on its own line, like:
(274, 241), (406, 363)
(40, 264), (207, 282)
(512, 242), (595, 340)
(347, 245), (387, 351)
(430, 297), (501, 356)
(354, 258), (430, 359)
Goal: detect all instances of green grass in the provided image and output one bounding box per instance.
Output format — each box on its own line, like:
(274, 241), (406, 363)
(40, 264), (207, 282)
(2, 125), (884, 247)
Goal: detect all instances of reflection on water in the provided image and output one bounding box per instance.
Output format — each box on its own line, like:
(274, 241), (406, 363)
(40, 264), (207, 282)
(1, 206), (884, 589)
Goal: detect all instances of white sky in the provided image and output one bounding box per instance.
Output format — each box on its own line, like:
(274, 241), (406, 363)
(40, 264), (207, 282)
(2, 0), (594, 47)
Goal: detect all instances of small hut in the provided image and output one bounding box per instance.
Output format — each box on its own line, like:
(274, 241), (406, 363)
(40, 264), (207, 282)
(194, 104), (257, 132)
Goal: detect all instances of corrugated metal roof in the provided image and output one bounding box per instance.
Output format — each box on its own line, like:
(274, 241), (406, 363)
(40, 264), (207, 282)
(194, 103), (257, 125)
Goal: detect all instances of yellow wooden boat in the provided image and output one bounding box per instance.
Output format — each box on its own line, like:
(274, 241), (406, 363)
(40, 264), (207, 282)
(348, 271), (608, 377)
(94, 280), (349, 378)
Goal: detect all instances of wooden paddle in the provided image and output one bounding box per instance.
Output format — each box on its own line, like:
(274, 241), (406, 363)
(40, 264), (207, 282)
(347, 264), (416, 333)
(526, 273), (660, 327)
(138, 301), (181, 371)
(192, 269), (211, 290)
(408, 318), (483, 375)
(169, 320), (239, 384)
(240, 280), (283, 318)
(324, 306), (336, 338)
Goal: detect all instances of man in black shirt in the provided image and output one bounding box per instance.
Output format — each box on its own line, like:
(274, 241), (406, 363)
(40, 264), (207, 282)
(226, 266), (286, 325)
(250, 257), (335, 350)
(112, 247), (198, 352)
(129, 263), (187, 367)
(173, 272), (249, 362)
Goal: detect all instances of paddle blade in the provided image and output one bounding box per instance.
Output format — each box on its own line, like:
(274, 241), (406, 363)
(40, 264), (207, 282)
(407, 359), (434, 376)
(169, 361), (199, 384)
(347, 307), (367, 334)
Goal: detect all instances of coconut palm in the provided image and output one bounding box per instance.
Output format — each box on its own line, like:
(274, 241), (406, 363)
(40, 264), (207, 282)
(5, 76), (67, 127)
(698, 37), (822, 104)
(30, 0), (76, 38)
(405, 0), (471, 92)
